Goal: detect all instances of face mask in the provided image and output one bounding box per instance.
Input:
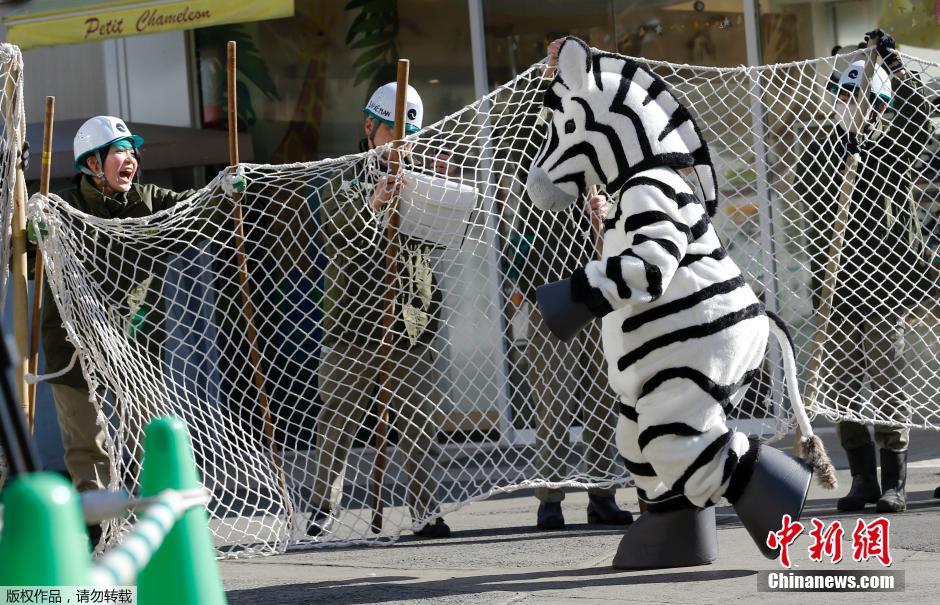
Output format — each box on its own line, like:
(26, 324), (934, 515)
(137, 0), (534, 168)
(833, 99), (858, 133)
(834, 97), (887, 135)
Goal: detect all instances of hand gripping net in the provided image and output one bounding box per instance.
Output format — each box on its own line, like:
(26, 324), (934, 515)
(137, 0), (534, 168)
(21, 48), (940, 556)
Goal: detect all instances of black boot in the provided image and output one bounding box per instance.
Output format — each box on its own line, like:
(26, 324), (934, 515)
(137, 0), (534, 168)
(536, 501), (565, 530)
(837, 443), (881, 512)
(587, 494), (634, 525)
(728, 444), (812, 560)
(306, 507), (335, 537)
(414, 517), (451, 539)
(612, 500), (717, 570)
(876, 449), (907, 513)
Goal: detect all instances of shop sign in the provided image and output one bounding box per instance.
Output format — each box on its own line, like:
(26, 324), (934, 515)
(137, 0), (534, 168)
(6, 0), (294, 50)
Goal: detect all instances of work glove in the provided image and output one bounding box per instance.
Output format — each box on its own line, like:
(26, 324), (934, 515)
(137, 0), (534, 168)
(866, 29), (905, 76)
(26, 219), (47, 245)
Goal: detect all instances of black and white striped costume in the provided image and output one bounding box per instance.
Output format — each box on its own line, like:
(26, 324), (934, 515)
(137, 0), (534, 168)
(526, 38), (782, 510)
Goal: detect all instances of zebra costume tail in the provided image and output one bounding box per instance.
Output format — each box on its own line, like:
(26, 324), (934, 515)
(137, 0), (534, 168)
(766, 311), (838, 490)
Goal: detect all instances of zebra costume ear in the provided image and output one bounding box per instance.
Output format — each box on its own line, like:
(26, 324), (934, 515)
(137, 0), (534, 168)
(557, 37), (591, 92)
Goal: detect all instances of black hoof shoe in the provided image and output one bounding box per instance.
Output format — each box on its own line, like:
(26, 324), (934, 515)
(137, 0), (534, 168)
(612, 507), (717, 570)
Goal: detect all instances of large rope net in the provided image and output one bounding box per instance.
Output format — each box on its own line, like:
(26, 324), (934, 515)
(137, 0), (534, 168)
(0, 44), (23, 310)
(19, 47), (940, 556)
(0, 43), (26, 488)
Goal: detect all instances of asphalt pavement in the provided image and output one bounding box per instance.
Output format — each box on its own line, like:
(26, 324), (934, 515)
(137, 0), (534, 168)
(220, 428), (940, 604)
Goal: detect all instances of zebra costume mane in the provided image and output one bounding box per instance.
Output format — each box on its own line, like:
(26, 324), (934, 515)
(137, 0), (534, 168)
(539, 37), (719, 216)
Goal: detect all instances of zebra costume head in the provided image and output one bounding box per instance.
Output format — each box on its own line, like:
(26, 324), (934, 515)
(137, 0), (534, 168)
(526, 37), (718, 216)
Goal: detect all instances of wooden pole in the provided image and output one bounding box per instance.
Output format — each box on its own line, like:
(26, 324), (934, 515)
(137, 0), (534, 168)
(27, 97), (54, 427)
(4, 62), (29, 429)
(371, 59), (410, 534)
(799, 42), (877, 446)
(225, 41), (291, 517)
(227, 42), (239, 168)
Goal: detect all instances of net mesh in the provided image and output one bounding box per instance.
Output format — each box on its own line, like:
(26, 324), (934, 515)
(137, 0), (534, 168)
(21, 47), (940, 556)
(0, 44), (23, 313)
(0, 43), (25, 488)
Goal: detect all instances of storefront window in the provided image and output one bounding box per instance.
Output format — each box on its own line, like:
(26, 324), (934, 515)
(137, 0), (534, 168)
(482, 0), (828, 77)
(482, 0), (751, 78)
(613, 0), (748, 66)
(759, 0), (829, 62)
(195, 0), (475, 164)
(192, 0), (839, 168)
(483, 0), (613, 86)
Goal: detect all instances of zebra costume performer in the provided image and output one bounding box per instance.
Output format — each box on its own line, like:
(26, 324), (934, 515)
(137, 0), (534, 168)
(525, 37), (836, 569)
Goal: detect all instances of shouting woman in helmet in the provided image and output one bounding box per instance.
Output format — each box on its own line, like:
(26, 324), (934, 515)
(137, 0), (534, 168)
(795, 30), (937, 514)
(38, 116), (194, 547)
(308, 82), (454, 539)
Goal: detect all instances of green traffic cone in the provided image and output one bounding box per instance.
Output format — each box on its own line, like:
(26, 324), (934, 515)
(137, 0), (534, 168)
(0, 472), (93, 585)
(136, 416), (226, 605)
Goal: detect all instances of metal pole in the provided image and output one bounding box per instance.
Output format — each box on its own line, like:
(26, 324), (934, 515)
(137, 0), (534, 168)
(468, 0), (489, 100)
(742, 0), (786, 431)
(468, 0), (516, 445)
(743, 0), (762, 68)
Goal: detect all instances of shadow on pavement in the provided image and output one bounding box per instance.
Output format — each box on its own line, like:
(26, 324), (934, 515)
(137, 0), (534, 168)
(392, 522), (628, 549)
(226, 566), (757, 604)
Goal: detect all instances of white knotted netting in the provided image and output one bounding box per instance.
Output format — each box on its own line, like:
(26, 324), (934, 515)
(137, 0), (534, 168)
(20, 47), (940, 556)
(0, 43), (26, 488)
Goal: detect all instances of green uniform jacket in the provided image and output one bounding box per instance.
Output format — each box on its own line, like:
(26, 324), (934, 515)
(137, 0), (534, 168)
(514, 197), (596, 305)
(318, 168), (442, 351)
(42, 176), (194, 387)
(795, 77), (938, 317)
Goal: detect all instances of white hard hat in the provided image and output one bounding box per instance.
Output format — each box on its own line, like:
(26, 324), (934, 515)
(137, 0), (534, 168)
(837, 60), (892, 102)
(73, 116), (144, 172)
(363, 82), (423, 134)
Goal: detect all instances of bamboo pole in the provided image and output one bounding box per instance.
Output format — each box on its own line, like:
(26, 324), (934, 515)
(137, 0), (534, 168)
(0, 66), (40, 474)
(371, 59), (410, 534)
(27, 97), (54, 427)
(799, 42), (877, 446)
(225, 41), (291, 518)
(5, 61), (29, 429)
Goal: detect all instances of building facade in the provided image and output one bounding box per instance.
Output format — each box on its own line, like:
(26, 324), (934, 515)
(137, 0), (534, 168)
(4, 0), (935, 184)
(2, 0), (937, 468)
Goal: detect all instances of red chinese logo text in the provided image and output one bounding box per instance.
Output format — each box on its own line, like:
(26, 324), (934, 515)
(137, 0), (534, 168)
(769, 516), (892, 568)
(767, 514), (804, 568)
(808, 518), (844, 564)
(852, 517), (892, 566)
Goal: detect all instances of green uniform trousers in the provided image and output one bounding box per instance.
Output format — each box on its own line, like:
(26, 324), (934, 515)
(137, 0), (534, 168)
(312, 340), (444, 520)
(51, 383), (112, 492)
(829, 310), (910, 452)
(526, 308), (618, 503)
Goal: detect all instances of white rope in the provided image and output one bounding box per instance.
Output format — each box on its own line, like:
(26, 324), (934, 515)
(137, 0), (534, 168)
(82, 486), (211, 523)
(89, 488), (211, 586)
(18, 48), (940, 557)
(24, 349), (78, 384)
